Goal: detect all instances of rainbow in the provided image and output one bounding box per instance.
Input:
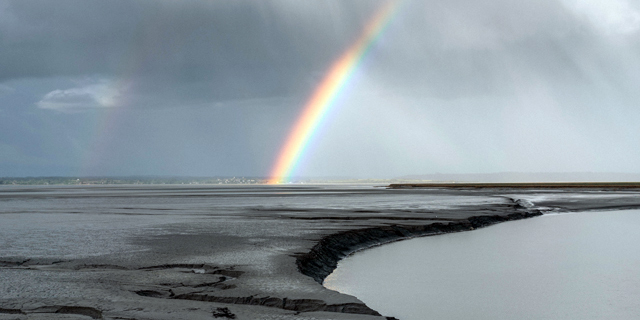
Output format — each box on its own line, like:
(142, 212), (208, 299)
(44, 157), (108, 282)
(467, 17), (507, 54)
(268, 0), (401, 184)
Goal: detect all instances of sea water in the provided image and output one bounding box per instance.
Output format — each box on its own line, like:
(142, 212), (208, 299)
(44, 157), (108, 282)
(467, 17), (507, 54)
(324, 210), (640, 319)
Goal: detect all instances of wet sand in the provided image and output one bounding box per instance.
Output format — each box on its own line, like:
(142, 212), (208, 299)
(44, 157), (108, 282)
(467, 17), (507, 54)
(1, 184), (640, 320)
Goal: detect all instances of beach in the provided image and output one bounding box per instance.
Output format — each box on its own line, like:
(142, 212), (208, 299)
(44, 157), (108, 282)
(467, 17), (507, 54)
(1, 184), (640, 319)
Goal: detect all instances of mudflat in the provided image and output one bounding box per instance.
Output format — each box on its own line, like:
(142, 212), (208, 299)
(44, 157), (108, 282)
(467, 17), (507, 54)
(1, 184), (639, 320)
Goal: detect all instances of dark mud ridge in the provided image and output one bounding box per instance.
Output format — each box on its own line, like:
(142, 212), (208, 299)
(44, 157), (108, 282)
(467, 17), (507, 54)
(297, 210), (543, 284)
(0, 306), (102, 319)
(172, 294), (381, 316)
(129, 264), (382, 316)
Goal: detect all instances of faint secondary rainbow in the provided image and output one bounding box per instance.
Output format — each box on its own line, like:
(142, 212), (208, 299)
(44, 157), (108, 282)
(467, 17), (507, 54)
(267, 0), (401, 184)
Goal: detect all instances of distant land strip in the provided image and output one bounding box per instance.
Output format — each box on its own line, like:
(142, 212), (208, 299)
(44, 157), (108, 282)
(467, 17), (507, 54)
(388, 182), (640, 189)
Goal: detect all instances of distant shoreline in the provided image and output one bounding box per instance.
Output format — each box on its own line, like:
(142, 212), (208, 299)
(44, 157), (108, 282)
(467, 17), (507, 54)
(388, 182), (640, 189)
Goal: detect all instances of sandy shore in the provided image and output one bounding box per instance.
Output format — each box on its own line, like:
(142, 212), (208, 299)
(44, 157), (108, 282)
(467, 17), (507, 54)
(1, 185), (640, 320)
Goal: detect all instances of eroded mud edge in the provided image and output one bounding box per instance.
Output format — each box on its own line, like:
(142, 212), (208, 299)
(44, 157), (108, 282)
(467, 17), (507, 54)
(296, 210), (544, 285)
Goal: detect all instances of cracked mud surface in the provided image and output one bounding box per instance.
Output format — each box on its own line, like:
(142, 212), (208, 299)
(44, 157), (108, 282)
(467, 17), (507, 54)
(2, 185), (640, 319)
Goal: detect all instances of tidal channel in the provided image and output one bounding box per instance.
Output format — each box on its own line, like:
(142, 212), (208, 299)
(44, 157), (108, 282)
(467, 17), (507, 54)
(324, 210), (640, 320)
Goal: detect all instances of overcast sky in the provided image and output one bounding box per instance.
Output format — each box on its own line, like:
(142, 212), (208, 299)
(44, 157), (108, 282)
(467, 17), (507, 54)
(1, 0), (639, 178)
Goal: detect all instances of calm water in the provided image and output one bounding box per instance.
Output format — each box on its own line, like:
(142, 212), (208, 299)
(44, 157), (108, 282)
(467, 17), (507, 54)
(325, 210), (640, 320)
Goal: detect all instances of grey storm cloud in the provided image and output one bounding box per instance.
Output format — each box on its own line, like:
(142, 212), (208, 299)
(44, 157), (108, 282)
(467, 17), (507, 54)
(2, 0), (640, 105)
(366, 0), (640, 100)
(1, 0), (640, 177)
(0, 0), (381, 104)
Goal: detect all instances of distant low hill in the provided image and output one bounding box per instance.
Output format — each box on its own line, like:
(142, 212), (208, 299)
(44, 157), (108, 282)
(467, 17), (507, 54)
(396, 172), (640, 183)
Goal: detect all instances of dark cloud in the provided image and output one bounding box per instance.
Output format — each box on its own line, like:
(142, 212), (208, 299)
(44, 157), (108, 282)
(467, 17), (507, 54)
(3, 0), (639, 104)
(0, 0), (382, 102)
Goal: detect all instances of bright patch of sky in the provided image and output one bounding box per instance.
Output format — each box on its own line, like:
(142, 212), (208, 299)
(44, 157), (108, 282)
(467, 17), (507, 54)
(561, 0), (640, 34)
(36, 79), (122, 113)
